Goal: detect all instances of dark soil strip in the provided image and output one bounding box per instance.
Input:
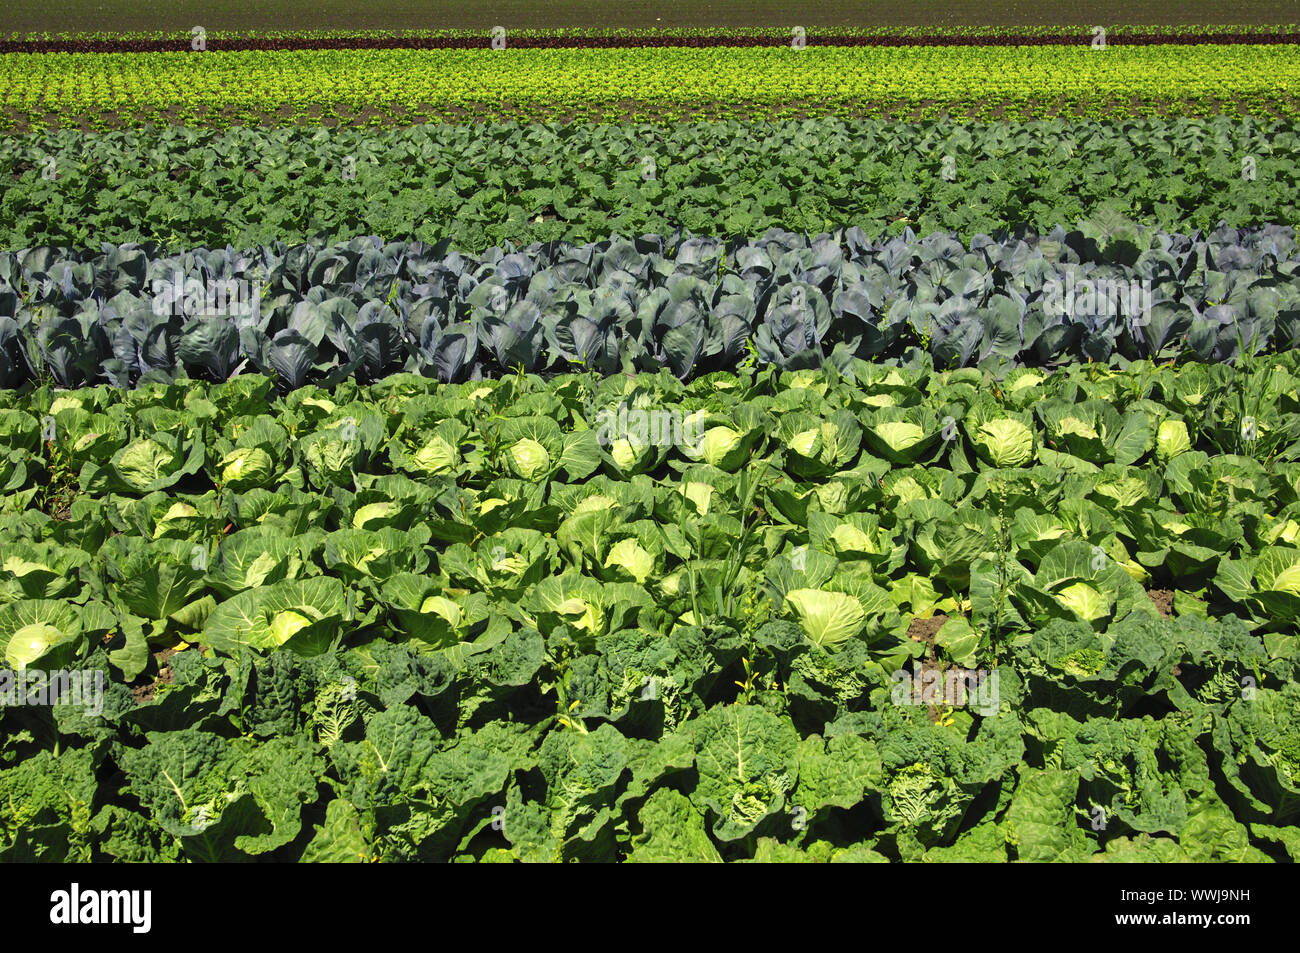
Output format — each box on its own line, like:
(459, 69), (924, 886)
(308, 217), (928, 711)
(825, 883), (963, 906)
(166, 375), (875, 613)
(11, 92), (1298, 134)
(4, 31), (1300, 53)
(131, 647), (177, 703)
(4, 0), (1297, 33)
(1147, 589), (1175, 618)
(906, 615), (969, 725)
(907, 614), (950, 649)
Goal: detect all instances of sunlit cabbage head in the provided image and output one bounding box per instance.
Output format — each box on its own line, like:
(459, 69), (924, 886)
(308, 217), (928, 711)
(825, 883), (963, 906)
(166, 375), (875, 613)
(830, 523), (876, 556)
(784, 370), (828, 396)
(6, 622), (65, 669)
(219, 447), (274, 489)
(556, 597), (602, 635)
(1093, 476), (1149, 509)
(304, 434), (354, 485)
(1263, 519), (1300, 546)
(813, 481), (849, 513)
(268, 610), (312, 647)
(1250, 546), (1300, 600)
(117, 438), (176, 491)
(699, 426), (744, 469)
(611, 437), (652, 473)
(1054, 582), (1111, 625)
(300, 397), (337, 417)
(789, 427), (824, 459)
(412, 435), (458, 473)
(972, 418), (1034, 468)
(509, 438), (551, 481)
(48, 395), (85, 416)
(784, 589), (865, 649)
(1055, 416), (1098, 441)
(1006, 369), (1045, 394)
(419, 595), (463, 629)
(73, 429), (114, 459)
(871, 421), (927, 460)
(679, 482), (713, 515)
(352, 501), (400, 529)
(574, 494), (618, 516)
(1156, 419), (1191, 463)
(603, 537), (654, 584)
(153, 501), (203, 538)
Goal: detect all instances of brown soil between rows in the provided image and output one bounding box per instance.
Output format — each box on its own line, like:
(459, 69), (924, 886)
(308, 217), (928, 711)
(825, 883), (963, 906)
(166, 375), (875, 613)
(4, 32), (1299, 53)
(1147, 588), (1175, 617)
(131, 646), (179, 703)
(8, 93), (1296, 135)
(907, 614), (953, 724)
(906, 613), (950, 648)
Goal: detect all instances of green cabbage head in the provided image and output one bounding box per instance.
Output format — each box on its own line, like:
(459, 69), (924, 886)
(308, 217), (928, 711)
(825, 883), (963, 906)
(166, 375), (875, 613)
(784, 589), (865, 649)
(1156, 419), (1191, 463)
(509, 438), (551, 481)
(219, 447), (274, 489)
(413, 435), (458, 473)
(971, 418), (1034, 468)
(699, 426), (744, 469)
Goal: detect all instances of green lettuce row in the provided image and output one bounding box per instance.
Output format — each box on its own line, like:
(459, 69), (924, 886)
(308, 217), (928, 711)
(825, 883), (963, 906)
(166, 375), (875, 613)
(1, 117), (1296, 250)
(1, 358), (1298, 861)
(4, 45), (1297, 132)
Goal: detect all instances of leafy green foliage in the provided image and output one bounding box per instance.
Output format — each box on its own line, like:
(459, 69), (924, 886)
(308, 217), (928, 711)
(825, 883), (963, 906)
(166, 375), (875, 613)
(0, 357), (1297, 860)
(2, 118), (1297, 250)
(3, 44), (1298, 132)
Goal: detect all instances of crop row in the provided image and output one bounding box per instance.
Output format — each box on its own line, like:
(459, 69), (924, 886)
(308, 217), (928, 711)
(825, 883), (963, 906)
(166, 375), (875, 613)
(7, 0), (1296, 32)
(3, 46), (1298, 131)
(10, 24), (1300, 41)
(3, 223), (1298, 390)
(0, 358), (1296, 861)
(3, 118), (1295, 252)
(4, 25), (1300, 53)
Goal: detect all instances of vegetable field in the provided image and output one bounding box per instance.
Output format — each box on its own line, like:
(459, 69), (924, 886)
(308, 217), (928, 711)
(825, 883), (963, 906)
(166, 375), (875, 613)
(4, 119), (1297, 249)
(5, 44), (1300, 131)
(0, 5), (1298, 865)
